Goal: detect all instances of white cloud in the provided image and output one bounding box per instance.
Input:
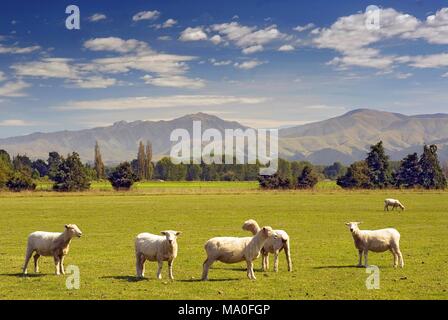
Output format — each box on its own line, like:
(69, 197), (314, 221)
(0, 44), (40, 54)
(242, 45), (264, 54)
(142, 74), (205, 89)
(12, 58), (80, 79)
(67, 76), (117, 89)
(84, 37), (149, 53)
(402, 8), (448, 44)
(0, 119), (35, 126)
(209, 59), (232, 66)
(443, 72), (448, 78)
(395, 72), (413, 79)
(278, 44), (295, 52)
(293, 23), (315, 32)
(179, 27), (208, 41)
(88, 13), (107, 22)
(57, 95), (267, 111)
(0, 81), (30, 97)
(0, 71), (5, 82)
(210, 34), (222, 45)
(402, 53), (448, 68)
(158, 36), (172, 41)
(234, 60), (264, 70)
(211, 22), (286, 53)
(162, 19), (177, 28)
(132, 10), (160, 22)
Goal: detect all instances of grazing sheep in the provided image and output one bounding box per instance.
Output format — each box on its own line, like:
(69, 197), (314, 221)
(22, 224), (83, 275)
(345, 222), (404, 268)
(135, 230), (181, 280)
(242, 219), (292, 272)
(201, 226), (275, 281)
(384, 199), (405, 212)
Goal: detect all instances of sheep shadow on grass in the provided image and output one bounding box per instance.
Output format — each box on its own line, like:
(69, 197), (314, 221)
(100, 275), (148, 283)
(1, 273), (46, 278)
(313, 265), (360, 269)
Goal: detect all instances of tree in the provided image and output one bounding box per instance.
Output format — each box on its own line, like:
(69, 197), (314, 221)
(418, 145), (447, 189)
(108, 162), (137, 191)
(154, 157), (174, 180)
(443, 160), (448, 180)
(366, 141), (392, 188)
(395, 153), (421, 188)
(137, 141), (146, 180)
(13, 155), (33, 175)
(53, 152), (91, 191)
(94, 141), (105, 180)
(48, 152), (63, 181)
(337, 161), (372, 189)
(324, 162), (347, 180)
(32, 159), (49, 177)
(6, 171), (36, 192)
(296, 166), (319, 189)
(145, 141), (154, 180)
(258, 173), (291, 190)
(186, 164), (201, 181)
(0, 150), (13, 189)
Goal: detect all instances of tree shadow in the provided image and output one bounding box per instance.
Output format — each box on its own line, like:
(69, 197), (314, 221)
(1, 273), (47, 278)
(100, 275), (148, 283)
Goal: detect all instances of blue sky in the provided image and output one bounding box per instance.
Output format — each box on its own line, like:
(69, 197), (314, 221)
(0, 0), (447, 138)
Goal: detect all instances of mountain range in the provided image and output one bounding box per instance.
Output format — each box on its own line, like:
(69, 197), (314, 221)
(1, 109), (448, 165)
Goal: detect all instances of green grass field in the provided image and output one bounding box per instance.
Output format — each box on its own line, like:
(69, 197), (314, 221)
(0, 183), (447, 300)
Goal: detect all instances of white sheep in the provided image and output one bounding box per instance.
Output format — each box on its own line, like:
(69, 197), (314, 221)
(242, 219), (292, 272)
(384, 198), (405, 211)
(22, 224), (83, 275)
(135, 230), (181, 280)
(201, 226), (275, 281)
(345, 222), (404, 268)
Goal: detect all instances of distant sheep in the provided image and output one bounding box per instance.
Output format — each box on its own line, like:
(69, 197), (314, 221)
(201, 226), (275, 281)
(135, 230), (181, 280)
(345, 222), (404, 268)
(242, 219), (292, 272)
(384, 199), (405, 212)
(22, 224), (83, 275)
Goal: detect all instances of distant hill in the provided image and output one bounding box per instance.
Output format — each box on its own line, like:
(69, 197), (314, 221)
(1, 109), (448, 165)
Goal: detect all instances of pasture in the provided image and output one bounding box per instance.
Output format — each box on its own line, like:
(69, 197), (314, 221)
(0, 184), (447, 300)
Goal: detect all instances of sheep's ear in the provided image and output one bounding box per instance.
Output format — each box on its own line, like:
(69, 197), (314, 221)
(160, 231), (167, 236)
(175, 231), (182, 236)
(345, 223), (350, 226)
(357, 222), (363, 225)
(65, 224), (69, 229)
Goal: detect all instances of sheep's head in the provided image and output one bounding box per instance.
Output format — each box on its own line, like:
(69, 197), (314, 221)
(345, 222), (361, 233)
(242, 219), (260, 235)
(65, 224), (82, 238)
(161, 231), (181, 246)
(261, 226), (275, 238)
(399, 204), (405, 211)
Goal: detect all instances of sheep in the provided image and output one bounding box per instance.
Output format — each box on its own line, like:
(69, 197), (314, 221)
(22, 224), (83, 275)
(201, 226), (275, 281)
(135, 230), (181, 280)
(384, 198), (405, 212)
(242, 219), (292, 272)
(345, 222), (404, 268)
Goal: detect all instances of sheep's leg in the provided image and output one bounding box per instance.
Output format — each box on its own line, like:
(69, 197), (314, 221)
(135, 254), (141, 278)
(397, 249), (404, 268)
(168, 260), (174, 280)
(246, 260), (256, 280)
(53, 256), (61, 275)
(59, 255), (65, 275)
(33, 254), (40, 273)
(22, 247), (33, 275)
(357, 250), (363, 267)
(363, 251), (369, 267)
(283, 241), (292, 272)
(201, 258), (214, 281)
(273, 250), (280, 272)
(262, 253), (269, 272)
(156, 261), (163, 280)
